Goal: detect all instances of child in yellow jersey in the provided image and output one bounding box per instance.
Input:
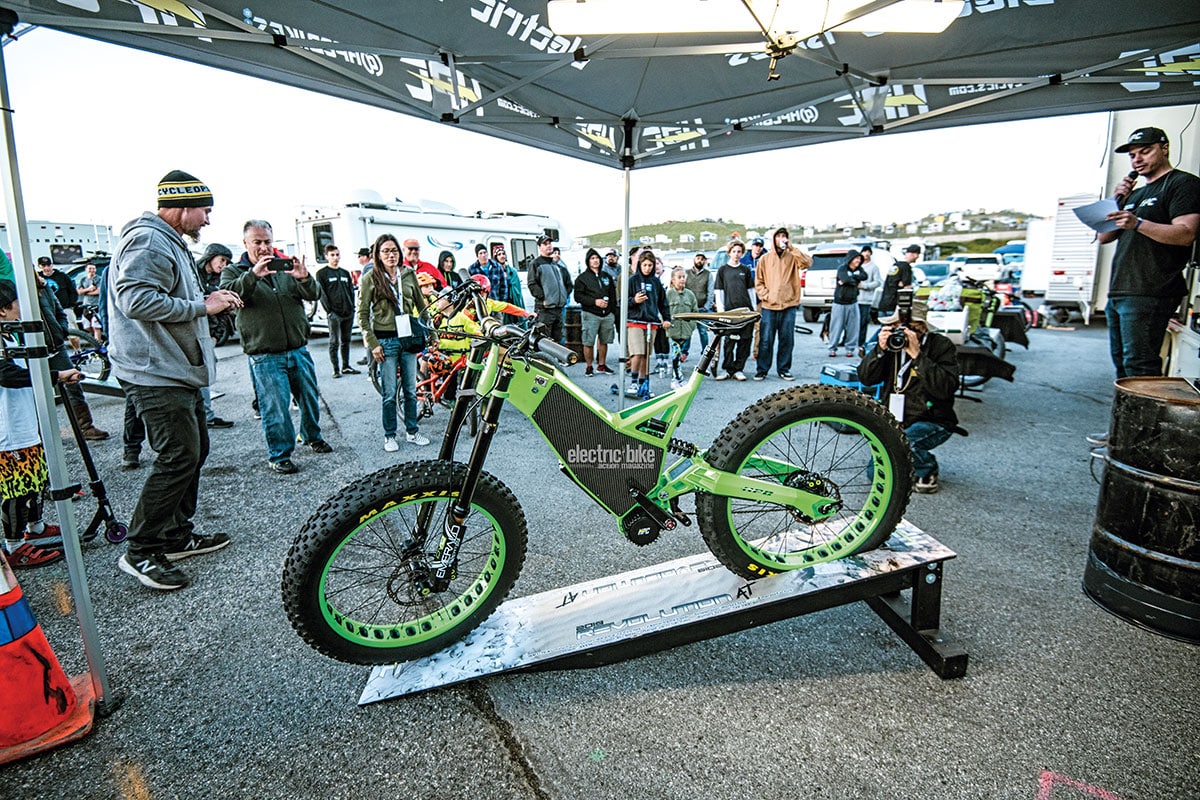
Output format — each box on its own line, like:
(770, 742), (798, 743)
(429, 274), (528, 400)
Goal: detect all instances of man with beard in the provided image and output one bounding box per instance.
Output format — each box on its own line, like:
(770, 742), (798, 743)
(108, 170), (243, 590)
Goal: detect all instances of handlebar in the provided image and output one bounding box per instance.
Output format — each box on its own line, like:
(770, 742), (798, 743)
(533, 332), (579, 365)
(480, 317), (578, 366)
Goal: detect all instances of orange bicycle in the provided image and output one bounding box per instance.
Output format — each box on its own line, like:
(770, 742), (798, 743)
(369, 348), (479, 437)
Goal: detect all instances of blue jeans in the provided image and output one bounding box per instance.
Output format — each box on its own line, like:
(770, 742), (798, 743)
(380, 337), (419, 437)
(1105, 295), (1178, 379)
(248, 347), (322, 463)
(906, 420), (953, 479)
(756, 306), (797, 375)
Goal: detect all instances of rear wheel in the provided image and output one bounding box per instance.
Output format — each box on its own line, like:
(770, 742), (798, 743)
(282, 461), (527, 664)
(802, 307), (821, 323)
(697, 384), (912, 580)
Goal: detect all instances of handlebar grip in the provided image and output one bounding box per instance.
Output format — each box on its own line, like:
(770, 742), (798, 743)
(536, 335), (578, 365)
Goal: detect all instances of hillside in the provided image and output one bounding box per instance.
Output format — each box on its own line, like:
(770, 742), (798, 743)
(579, 209), (1037, 254)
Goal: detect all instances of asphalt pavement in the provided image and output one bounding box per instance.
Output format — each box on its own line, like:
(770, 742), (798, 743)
(4, 320), (1198, 800)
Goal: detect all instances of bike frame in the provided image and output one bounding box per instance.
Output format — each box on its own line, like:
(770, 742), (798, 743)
(417, 350), (468, 407)
(423, 308), (842, 579)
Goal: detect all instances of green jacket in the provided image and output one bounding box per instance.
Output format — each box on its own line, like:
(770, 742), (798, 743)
(221, 255), (320, 355)
(666, 286), (698, 341)
(356, 266), (426, 351)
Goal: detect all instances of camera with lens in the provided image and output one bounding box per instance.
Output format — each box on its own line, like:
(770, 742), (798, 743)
(885, 289), (914, 352)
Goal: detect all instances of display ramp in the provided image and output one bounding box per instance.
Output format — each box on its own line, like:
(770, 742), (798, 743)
(361, 520), (968, 704)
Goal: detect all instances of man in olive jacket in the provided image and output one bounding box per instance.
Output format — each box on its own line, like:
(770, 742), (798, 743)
(221, 219), (331, 474)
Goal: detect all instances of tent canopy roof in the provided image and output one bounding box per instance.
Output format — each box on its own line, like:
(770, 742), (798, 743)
(8, 1), (1200, 169)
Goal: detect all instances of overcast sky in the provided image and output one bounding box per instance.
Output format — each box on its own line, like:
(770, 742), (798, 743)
(2, 28), (1112, 248)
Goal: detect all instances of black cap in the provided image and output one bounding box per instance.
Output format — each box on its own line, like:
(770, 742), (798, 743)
(474, 243), (487, 254)
(904, 244), (922, 254)
(606, 249), (618, 256)
(36, 256), (52, 266)
(751, 237), (765, 246)
(0, 278), (16, 307)
(1115, 126), (1169, 153)
(537, 234), (553, 245)
(357, 248), (371, 258)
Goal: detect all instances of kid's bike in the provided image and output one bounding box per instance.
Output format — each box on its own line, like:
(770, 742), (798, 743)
(283, 280), (914, 664)
(369, 348), (479, 438)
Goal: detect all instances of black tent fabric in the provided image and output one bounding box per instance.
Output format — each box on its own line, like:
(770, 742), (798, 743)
(7, 1), (1200, 170)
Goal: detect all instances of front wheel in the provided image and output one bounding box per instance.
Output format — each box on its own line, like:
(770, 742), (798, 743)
(697, 384), (913, 580)
(282, 460), (527, 664)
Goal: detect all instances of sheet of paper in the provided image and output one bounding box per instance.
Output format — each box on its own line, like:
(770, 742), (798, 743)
(1072, 198), (1119, 233)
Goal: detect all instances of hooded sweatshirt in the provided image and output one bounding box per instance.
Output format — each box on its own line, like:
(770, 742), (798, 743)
(108, 211), (214, 389)
(754, 226), (810, 311)
(573, 248), (618, 317)
(194, 242), (233, 294)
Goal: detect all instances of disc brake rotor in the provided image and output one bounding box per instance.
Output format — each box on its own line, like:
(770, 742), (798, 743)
(783, 470), (842, 523)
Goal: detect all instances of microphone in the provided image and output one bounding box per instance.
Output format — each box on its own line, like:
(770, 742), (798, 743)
(1115, 170), (1138, 208)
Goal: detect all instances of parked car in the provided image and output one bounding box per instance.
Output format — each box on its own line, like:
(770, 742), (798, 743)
(915, 260), (955, 286)
(946, 253), (1004, 282)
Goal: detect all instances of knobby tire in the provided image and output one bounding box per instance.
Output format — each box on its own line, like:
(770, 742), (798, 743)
(282, 460), (527, 664)
(697, 384), (913, 580)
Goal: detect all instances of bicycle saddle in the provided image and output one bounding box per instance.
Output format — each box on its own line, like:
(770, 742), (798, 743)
(674, 308), (760, 333)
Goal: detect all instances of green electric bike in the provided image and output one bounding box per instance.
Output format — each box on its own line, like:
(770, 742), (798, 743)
(282, 280), (913, 664)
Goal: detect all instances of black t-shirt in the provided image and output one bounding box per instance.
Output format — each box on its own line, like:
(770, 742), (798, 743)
(714, 263), (754, 310)
(1109, 169), (1200, 298)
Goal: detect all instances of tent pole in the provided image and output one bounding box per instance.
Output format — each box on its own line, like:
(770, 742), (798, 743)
(0, 35), (116, 712)
(617, 119), (636, 408)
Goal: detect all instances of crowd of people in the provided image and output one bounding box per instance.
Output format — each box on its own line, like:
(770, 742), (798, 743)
(2, 123), (1196, 586)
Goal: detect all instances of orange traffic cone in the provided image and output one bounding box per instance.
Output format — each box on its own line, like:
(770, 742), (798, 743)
(0, 554), (95, 765)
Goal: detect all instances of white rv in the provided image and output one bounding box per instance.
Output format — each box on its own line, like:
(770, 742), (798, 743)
(0, 219), (114, 266)
(294, 191), (562, 300)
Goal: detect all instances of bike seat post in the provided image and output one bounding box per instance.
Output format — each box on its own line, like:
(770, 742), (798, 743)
(696, 324), (723, 376)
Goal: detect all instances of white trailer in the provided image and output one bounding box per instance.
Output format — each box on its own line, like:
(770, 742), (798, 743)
(0, 219), (114, 266)
(1018, 217), (1055, 295)
(1043, 193), (1102, 324)
(294, 192), (563, 294)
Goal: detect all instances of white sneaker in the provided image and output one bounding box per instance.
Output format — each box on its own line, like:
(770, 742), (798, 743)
(406, 432), (431, 446)
(733, 371), (747, 381)
(383, 436), (399, 452)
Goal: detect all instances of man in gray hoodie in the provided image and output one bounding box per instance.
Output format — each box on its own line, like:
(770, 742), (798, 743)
(108, 170), (243, 590)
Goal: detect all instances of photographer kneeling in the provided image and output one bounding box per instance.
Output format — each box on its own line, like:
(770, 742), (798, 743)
(857, 299), (962, 494)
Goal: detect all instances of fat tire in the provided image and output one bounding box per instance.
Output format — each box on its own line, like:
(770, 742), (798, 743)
(697, 384), (913, 580)
(282, 460), (527, 664)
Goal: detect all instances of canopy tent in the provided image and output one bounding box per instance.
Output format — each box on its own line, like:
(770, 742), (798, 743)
(0, 0), (1197, 715)
(3, 1), (1199, 170)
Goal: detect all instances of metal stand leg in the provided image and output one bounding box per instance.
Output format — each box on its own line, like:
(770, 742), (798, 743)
(865, 560), (969, 678)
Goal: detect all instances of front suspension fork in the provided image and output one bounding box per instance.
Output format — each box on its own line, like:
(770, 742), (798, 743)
(422, 350), (512, 592)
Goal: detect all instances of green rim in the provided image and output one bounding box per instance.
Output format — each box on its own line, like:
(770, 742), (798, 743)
(318, 498), (508, 650)
(724, 415), (895, 569)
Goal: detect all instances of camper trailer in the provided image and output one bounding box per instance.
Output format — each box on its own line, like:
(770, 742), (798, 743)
(0, 219), (114, 266)
(294, 191), (563, 302)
